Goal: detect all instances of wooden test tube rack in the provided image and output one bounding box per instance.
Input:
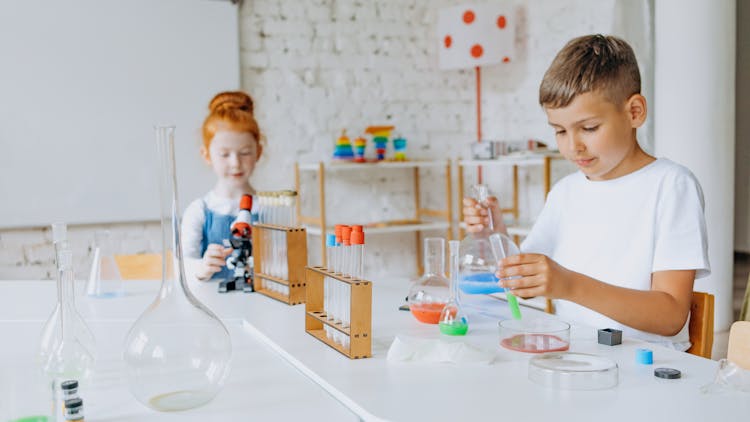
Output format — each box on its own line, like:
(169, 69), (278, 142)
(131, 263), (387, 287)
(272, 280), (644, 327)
(305, 266), (372, 359)
(252, 223), (308, 305)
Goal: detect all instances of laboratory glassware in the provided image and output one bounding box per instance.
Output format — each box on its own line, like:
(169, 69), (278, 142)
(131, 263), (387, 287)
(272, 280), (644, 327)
(40, 249), (95, 383)
(528, 352), (618, 390)
(459, 184), (505, 294)
(498, 318), (570, 353)
(408, 237), (450, 324)
(488, 233), (522, 319)
(439, 240), (469, 335)
(86, 229), (124, 297)
(123, 125), (231, 412)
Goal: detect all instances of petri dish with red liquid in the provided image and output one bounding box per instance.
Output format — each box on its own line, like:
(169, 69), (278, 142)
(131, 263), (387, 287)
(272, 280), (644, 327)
(498, 319), (570, 353)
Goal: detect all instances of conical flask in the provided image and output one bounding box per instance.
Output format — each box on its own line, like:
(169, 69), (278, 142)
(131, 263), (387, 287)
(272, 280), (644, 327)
(408, 237), (450, 324)
(123, 125), (232, 412)
(86, 229), (124, 298)
(459, 185), (504, 303)
(39, 248), (96, 381)
(439, 240), (469, 335)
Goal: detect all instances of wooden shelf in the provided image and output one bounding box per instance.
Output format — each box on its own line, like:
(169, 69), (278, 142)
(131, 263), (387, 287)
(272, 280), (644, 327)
(297, 160), (448, 171)
(305, 221), (450, 236)
(459, 151), (563, 167)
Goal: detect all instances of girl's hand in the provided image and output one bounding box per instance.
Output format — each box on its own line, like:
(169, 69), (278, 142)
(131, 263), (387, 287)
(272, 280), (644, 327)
(462, 196), (506, 234)
(196, 243), (233, 281)
(496, 253), (575, 299)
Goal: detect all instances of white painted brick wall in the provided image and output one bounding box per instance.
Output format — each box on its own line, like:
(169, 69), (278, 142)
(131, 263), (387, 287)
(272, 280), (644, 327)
(0, 0), (652, 281)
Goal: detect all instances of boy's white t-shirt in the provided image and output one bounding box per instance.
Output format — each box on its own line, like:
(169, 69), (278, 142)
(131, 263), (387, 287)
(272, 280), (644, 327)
(520, 158), (710, 350)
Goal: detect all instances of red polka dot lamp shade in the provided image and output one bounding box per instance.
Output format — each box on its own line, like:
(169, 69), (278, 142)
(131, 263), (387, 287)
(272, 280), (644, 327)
(437, 4), (514, 70)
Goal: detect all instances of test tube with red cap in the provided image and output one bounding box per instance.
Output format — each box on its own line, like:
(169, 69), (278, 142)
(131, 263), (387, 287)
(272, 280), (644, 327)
(340, 226), (352, 347)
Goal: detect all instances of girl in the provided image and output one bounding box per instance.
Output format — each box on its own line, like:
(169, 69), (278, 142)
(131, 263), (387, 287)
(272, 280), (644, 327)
(182, 91), (262, 281)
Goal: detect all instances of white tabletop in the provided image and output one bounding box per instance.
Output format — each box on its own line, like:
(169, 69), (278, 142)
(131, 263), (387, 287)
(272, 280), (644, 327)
(0, 280), (357, 422)
(2, 278), (748, 422)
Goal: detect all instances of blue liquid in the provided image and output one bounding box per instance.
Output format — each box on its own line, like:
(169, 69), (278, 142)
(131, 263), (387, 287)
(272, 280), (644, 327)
(459, 272), (505, 294)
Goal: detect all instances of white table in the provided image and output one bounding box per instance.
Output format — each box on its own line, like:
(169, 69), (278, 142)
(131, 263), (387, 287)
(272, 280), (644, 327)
(2, 278), (748, 422)
(0, 280), (358, 421)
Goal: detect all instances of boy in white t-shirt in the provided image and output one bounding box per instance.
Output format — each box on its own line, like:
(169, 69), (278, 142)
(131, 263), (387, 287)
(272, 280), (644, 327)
(463, 34), (710, 350)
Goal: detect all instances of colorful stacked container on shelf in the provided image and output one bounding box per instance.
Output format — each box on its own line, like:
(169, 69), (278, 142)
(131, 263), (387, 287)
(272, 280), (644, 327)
(365, 125), (394, 161)
(333, 130), (355, 161)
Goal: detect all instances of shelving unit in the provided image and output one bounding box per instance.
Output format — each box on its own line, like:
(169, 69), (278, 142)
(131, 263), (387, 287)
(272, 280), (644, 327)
(458, 151), (565, 314)
(294, 160), (453, 273)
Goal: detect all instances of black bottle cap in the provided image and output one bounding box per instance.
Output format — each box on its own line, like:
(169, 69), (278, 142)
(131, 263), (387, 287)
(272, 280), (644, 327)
(654, 367), (681, 379)
(64, 398), (83, 409)
(61, 380), (78, 390)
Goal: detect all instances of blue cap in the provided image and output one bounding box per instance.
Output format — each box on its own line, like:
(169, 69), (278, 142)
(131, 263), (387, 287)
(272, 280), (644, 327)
(326, 234), (336, 247)
(636, 348), (653, 365)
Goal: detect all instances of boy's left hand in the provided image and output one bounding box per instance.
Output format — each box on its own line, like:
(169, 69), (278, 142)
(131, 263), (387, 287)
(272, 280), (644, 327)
(496, 254), (575, 299)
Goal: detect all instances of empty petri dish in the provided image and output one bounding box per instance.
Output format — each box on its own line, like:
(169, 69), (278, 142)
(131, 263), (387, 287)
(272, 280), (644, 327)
(529, 352), (619, 390)
(498, 319), (570, 353)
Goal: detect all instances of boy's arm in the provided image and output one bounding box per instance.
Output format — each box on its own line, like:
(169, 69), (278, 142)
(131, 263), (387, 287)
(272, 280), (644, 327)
(498, 254), (695, 336)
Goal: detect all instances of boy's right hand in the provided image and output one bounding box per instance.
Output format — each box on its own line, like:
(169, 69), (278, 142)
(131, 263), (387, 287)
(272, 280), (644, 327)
(196, 243), (233, 281)
(463, 196), (505, 234)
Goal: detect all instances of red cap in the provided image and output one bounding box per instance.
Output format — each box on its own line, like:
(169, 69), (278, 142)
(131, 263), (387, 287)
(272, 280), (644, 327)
(240, 194), (252, 211)
(351, 230), (364, 245)
(335, 224), (344, 243)
(351, 225), (363, 232)
(341, 226), (352, 244)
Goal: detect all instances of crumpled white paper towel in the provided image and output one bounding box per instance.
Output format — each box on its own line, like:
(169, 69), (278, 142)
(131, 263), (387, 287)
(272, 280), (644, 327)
(386, 336), (495, 364)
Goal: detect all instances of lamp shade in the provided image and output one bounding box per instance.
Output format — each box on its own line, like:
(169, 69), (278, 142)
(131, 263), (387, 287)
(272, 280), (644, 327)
(437, 4), (514, 70)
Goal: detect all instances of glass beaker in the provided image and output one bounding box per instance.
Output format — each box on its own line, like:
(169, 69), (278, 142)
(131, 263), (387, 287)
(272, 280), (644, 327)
(86, 230), (124, 298)
(39, 249), (96, 384)
(123, 126), (232, 412)
(459, 185), (504, 305)
(408, 237), (450, 324)
(439, 240), (469, 335)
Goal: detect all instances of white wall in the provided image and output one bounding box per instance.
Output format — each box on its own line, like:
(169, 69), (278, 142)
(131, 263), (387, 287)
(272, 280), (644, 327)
(1, 0), (653, 281)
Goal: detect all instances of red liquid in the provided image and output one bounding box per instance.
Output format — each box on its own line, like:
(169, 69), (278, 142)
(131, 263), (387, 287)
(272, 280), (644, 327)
(409, 303), (446, 324)
(500, 333), (569, 353)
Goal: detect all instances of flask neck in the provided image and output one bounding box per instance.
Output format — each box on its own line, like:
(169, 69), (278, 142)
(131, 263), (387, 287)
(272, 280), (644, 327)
(155, 126), (190, 299)
(423, 244), (445, 277)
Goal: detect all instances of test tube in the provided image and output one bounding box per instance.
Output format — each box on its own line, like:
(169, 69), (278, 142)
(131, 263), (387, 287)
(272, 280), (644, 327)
(340, 226), (352, 346)
(351, 225), (364, 279)
(325, 234), (336, 340)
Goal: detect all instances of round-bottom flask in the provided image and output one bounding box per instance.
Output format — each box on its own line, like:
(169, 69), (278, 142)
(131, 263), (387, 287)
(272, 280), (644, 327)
(439, 240), (469, 336)
(123, 126), (231, 411)
(408, 238), (450, 324)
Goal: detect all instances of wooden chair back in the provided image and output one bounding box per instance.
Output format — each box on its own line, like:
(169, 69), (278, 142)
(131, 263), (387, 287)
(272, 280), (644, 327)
(113, 254), (161, 280)
(727, 321), (750, 370)
(686, 291), (714, 358)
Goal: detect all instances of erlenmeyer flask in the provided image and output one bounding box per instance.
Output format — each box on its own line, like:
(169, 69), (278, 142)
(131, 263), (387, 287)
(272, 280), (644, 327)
(439, 240), (469, 335)
(39, 249), (95, 382)
(408, 237), (450, 324)
(123, 125), (231, 412)
(459, 185), (504, 303)
(86, 230), (124, 297)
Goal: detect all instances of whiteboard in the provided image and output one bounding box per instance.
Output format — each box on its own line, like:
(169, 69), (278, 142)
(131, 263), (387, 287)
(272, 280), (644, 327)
(0, 0), (239, 228)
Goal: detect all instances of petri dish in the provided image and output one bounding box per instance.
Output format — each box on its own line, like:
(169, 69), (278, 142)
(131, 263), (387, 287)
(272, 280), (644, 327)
(499, 319), (570, 353)
(529, 352), (619, 390)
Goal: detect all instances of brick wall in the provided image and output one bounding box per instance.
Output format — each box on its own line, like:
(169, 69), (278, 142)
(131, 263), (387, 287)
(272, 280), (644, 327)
(0, 0), (652, 280)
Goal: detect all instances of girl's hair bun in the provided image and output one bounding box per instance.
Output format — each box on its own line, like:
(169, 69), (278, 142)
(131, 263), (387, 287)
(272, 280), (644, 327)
(209, 91), (254, 115)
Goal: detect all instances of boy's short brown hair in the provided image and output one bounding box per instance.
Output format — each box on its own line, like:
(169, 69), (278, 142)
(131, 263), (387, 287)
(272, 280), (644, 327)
(539, 34), (641, 108)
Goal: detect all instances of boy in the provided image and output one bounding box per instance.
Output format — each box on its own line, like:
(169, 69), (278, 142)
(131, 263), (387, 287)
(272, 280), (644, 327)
(463, 34), (709, 350)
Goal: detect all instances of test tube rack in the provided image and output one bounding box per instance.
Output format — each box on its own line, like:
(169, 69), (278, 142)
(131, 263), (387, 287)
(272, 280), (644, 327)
(304, 266), (372, 359)
(252, 223), (308, 305)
